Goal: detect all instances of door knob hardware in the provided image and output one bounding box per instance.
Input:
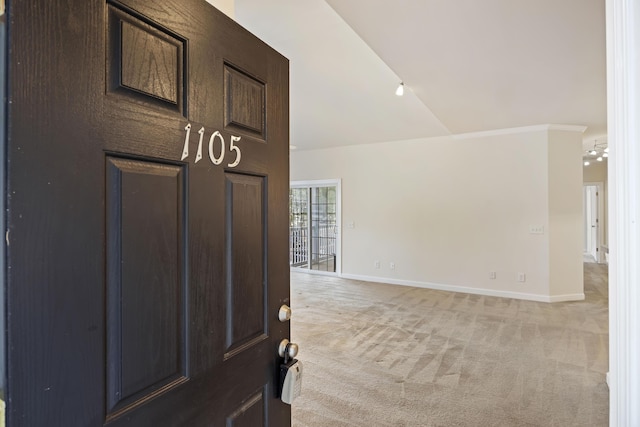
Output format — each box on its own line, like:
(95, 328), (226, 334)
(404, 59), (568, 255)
(278, 304), (292, 322)
(278, 339), (299, 360)
(278, 339), (289, 358)
(286, 342), (299, 359)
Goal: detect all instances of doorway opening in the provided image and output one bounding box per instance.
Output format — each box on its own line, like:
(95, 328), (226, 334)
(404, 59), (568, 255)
(289, 180), (341, 274)
(583, 182), (604, 263)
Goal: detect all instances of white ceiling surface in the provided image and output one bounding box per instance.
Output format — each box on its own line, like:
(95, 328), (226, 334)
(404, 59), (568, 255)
(234, 0), (607, 151)
(234, 0), (450, 149)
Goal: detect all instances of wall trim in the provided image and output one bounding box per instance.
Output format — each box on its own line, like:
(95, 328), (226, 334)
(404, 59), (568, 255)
(451, 124), (587, 140)
(547, 293), (586, 303)
(607, 0), (640, 424)
(290, 267), (337, 277)
(291, 178), (341, 188)
(294, 125), (588, 152)
(339, 273), (584, 303)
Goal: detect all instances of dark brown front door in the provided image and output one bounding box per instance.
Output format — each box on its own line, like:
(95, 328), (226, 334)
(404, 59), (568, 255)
(5, 0), (290, 425)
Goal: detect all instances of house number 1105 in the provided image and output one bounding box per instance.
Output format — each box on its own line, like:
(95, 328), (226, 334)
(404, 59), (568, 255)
(181, 123), (242, 168)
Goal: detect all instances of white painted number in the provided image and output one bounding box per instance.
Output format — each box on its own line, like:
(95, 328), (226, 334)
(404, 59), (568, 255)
(181, 123), (191, 161)
(208, 131), (225, 165)
(228, 135), (242, 168)
(180, 123), (242, 168)
(196, 127), (205, 163)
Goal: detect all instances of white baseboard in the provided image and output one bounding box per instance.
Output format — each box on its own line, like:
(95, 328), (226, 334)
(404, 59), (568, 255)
(338, 273), (585, 303)
(290, 267), (339, 277)
(547, 293), (586, 302)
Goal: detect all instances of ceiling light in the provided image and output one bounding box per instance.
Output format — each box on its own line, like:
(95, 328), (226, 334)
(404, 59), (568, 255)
(395, 82), (404, 96)
(603, 152), (609, 158)
(584, 161), (590, 166)
(604, 147), (609, 153)
(589, 149), (597, 155)
(597, 156), (603, 162)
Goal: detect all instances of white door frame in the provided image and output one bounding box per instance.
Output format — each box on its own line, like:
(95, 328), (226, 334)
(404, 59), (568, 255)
(290, 179), (342, 276)
(583, 182), (604, 262)
(607, 0), (640, 423)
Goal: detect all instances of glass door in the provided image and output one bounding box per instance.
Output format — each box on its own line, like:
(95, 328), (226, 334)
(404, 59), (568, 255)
(289, 187), (309, 268)
(310, 186), (337, 271)
(289, 181), (340, 274)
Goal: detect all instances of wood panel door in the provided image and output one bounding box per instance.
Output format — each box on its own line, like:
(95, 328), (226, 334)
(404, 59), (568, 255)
(5, 0), (290, 425)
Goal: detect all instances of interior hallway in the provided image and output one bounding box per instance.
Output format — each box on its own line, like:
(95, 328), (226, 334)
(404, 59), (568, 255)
(291, 263), (609, 426)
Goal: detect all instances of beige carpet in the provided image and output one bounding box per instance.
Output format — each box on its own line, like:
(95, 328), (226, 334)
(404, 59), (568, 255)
(291, 263), (609, 426)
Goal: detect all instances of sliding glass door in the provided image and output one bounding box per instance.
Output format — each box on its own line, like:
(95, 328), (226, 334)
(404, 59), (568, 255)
(289, 180), (341, 274)
(289, 187), (309, 268)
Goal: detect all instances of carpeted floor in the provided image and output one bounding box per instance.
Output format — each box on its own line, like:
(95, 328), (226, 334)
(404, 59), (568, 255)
(291, 263), (609, 426)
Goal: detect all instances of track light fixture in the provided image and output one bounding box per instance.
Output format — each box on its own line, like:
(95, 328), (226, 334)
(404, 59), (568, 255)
(583, 139), (609, 166)
(395, 82), (404, 96)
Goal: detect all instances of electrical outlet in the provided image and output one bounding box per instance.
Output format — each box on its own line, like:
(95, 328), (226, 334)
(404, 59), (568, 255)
(518, 273), (526, 282)
(374, 260), (380, 269)
(489, 271), (496, 279)
(390, 262), (395, 270)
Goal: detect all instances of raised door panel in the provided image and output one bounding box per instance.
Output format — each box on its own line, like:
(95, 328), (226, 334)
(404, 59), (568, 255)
(224, 64), (266, 139)
(105, 157), (188, 420)
(224, 173), (266, 359)
(226, 389), (266, 427)
(107, 3), (186, 114)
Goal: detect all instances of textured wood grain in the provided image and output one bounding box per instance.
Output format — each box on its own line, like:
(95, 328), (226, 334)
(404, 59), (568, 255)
(107, 4), (185, 114)
(121, 21), (179, 103)
(6, 0), (106, 424)
(224, 65), (266, 138)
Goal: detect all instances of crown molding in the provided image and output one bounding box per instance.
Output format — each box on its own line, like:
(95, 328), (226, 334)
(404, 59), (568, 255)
(451, 124), (587, 140)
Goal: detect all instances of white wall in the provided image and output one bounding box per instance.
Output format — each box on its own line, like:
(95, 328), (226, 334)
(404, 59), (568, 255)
(583, 160), (608, 182)
(548, 130), (584, 298)
(291, 125), (585, 302)
(205, 0), (234, 18)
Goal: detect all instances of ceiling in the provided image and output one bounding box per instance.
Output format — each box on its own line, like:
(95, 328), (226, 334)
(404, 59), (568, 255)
(234, 0), (606, 151)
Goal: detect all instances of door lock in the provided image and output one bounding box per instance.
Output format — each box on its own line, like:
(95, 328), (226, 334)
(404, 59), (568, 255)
(278, 304), (292, 322)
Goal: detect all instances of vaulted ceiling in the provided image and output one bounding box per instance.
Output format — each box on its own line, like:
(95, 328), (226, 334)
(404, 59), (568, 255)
(235, 0), (606, 151)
